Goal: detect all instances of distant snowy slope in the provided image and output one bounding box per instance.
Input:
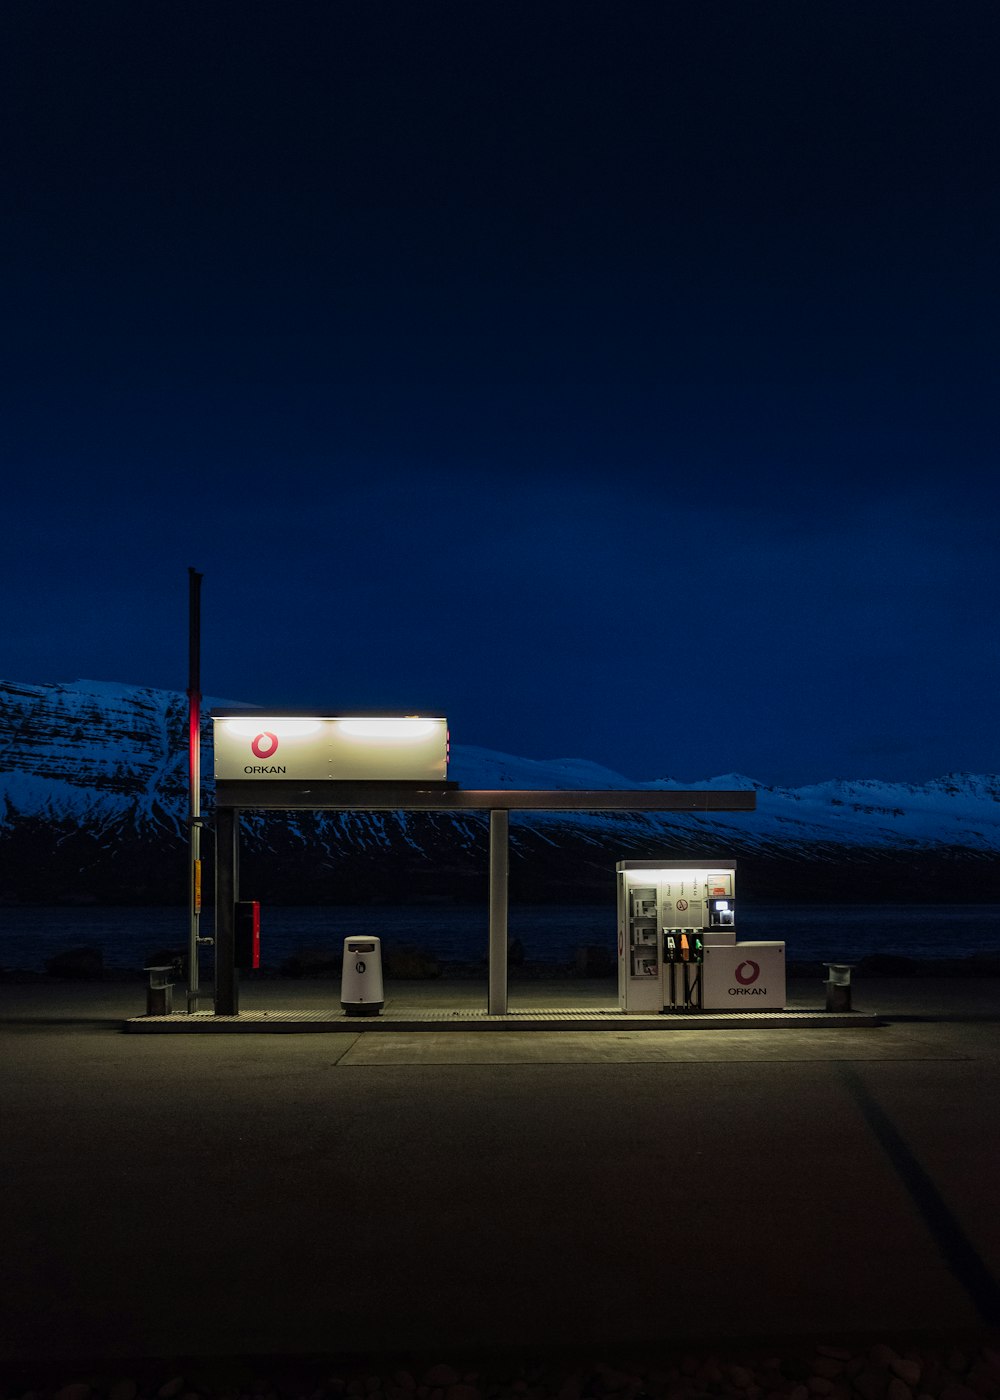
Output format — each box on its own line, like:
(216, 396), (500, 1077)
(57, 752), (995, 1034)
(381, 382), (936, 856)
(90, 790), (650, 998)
(2, 678), (999, 902)
(0, 679), (240, 835)
(451, 743), (1000, 853)
(448, 746), (640, 791)
(745, 774), (1000, 852)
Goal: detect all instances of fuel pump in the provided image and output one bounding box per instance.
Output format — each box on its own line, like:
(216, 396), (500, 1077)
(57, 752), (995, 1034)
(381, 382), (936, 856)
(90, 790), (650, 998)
(662, 927), (705, 1008)
(617, 862), (735, 1013)
(617, 858), (785, 1012)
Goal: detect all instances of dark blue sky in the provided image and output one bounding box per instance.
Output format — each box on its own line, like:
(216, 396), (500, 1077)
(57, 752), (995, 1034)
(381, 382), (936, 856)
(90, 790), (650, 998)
(3, 1), (998, 786)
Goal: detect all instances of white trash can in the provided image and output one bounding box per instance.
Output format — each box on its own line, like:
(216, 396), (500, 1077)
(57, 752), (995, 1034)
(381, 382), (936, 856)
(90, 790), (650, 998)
(341, 936), (384, 1016)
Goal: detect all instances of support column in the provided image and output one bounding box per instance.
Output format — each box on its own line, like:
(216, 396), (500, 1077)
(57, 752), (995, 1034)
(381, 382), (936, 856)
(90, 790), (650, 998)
(186, 565), (204, 1013)
(488, 808), (509, 1015)
(214, 806), (239, 1015)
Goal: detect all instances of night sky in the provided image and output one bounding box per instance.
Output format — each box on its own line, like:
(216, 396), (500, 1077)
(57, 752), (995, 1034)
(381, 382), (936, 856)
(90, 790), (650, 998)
(3, 1), (999, 787)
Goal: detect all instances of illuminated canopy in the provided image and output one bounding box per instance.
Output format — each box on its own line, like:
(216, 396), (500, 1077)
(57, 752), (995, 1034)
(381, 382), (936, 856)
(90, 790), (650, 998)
(212, 710), (449, 783)
(208, 710), (756, 1017)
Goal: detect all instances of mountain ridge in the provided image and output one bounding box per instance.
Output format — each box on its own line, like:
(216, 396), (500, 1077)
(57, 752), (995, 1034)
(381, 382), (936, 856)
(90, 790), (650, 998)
(2, 678), (999, 904)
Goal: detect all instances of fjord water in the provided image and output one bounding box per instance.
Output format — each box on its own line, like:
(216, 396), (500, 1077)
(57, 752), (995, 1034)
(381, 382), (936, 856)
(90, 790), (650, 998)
(0, 902), (998, 973)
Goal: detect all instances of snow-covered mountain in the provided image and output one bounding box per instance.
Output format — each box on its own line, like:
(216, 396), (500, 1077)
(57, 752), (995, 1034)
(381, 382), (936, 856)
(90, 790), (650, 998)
(2, 679), (999, 904)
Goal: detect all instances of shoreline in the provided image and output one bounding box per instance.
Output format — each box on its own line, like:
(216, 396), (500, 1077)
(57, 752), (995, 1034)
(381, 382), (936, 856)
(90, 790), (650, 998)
(3, 951), (1000, 983)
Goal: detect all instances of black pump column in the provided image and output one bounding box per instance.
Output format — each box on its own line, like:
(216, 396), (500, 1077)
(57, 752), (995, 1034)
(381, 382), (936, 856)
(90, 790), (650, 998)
(214, 806), (240, 1015)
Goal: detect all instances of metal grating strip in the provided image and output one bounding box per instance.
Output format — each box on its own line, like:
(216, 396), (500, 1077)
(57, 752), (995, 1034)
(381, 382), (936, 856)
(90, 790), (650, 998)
(127, 1006), (880, 1030)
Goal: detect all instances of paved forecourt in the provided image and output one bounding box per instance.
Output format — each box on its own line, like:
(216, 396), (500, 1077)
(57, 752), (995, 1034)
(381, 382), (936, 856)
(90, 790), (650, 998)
(1, 976), (999, 1367)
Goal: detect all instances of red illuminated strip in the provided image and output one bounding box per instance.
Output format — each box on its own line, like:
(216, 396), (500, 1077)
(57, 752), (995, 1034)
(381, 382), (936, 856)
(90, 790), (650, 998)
(188, 695), (201, 788)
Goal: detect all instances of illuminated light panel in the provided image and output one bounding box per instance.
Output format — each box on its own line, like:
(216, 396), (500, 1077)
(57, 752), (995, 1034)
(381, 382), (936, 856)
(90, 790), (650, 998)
(223, 718), (323, 737)
(336, 718), (438, 739)
(624, 869), (706, 882)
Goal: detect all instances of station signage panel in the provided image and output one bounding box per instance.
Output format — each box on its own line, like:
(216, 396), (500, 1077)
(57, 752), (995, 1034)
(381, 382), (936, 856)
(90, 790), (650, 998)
(701, 942), (786, 1008)
(213, 715), (449, 781)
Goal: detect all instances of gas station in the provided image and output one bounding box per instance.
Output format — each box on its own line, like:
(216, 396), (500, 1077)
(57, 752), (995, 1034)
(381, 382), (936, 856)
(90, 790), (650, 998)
(126, 710), (876, 1031)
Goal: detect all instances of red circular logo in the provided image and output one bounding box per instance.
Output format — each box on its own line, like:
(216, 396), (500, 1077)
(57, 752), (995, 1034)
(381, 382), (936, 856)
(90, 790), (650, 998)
(251, 732), (279, 759)
(735, 960), (760, 985)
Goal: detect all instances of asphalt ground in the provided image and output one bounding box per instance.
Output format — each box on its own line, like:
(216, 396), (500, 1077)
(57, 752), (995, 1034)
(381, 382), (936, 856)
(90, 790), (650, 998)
(2, 975), (999, 1374)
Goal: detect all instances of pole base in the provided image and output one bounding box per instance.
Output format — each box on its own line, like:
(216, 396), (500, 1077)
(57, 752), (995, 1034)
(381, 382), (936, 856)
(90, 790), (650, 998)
(825, 981), (852, 1012)
(147, 986), (173, 1016)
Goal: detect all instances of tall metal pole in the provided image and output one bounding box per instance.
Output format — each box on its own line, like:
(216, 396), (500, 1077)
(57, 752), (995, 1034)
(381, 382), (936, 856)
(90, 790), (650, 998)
(488, 809), (509, 1014)
(214, 805), (239, 1015)
(187, 567), (205, 1012)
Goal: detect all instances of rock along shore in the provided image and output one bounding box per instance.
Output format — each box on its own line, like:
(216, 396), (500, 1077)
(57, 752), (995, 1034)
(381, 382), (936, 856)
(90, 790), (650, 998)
(4, 1341), (1000, 1400)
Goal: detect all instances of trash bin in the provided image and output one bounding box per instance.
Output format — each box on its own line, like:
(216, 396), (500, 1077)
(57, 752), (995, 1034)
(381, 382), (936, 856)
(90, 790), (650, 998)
(341, 936), (384, 1016)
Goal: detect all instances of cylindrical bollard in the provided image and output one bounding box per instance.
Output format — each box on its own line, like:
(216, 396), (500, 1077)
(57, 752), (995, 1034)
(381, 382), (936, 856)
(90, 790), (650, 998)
(145, 965), (175, 1016)
(340, 936), (384, 1016)
(824, 963), (854, 1011)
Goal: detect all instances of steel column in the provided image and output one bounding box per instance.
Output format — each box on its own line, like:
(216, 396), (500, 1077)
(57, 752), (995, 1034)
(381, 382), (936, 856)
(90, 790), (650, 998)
(186, 565), (204, 1012)
(214, 806), (239, 1015)
(488, 808), (509, 1015)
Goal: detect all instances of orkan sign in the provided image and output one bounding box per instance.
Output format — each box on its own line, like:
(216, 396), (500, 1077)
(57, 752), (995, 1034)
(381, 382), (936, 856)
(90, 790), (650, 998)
(701, 942), (786, 1009)
(212, 715), (449, 782)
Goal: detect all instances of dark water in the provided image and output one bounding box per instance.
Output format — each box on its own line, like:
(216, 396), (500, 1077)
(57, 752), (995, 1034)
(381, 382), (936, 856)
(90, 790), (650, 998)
(0, 902), (998, 972)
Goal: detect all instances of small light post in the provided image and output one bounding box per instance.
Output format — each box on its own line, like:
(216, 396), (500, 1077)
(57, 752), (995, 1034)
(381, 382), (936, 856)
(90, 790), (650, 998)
(824, 962), (854, 1012)
(145, 963), (177, 1016)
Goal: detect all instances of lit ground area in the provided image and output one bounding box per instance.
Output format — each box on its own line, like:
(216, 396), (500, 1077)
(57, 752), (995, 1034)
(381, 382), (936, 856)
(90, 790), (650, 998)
(1, 976), (998, 1370)
(124, 969), (981, 1029)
